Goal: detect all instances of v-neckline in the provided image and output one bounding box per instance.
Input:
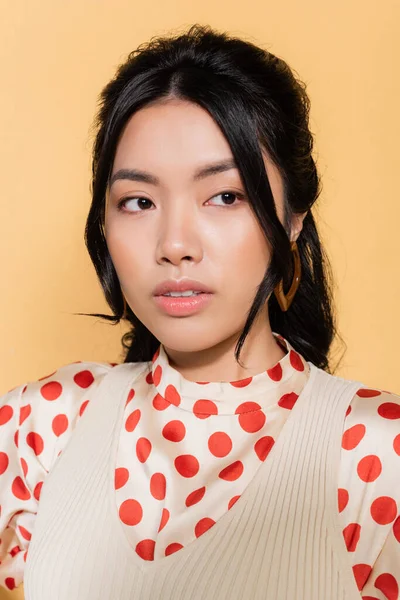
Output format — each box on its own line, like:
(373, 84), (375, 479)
(107, 359), (318, 575)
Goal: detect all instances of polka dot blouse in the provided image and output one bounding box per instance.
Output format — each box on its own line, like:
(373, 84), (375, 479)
(1, 332), (399, 598)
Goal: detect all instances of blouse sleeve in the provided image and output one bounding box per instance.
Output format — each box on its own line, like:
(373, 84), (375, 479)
(338, 386), (400, 599)
(0, 361), (112, 591)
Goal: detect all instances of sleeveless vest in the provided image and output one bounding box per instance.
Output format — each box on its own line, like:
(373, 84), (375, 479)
(23, 360), (365, 599)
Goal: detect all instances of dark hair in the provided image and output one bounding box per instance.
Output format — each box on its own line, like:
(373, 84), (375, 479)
(78, 23), (346, 374)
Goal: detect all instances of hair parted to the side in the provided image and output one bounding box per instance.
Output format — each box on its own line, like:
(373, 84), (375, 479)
(77, 23), (346, 373)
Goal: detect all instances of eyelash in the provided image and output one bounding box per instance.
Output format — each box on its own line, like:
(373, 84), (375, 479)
(116, 190), (246, 213)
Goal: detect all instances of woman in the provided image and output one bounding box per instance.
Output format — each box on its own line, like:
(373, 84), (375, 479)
(0, 23), (399, 600)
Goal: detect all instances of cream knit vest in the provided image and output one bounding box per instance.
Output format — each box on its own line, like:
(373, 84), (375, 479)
(24, 359), (365, 599)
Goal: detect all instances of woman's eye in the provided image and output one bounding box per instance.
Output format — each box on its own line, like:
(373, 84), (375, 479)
(116, 190), (245, 213)
(117, 197), (154, 212)
(208, 191), (245, 206)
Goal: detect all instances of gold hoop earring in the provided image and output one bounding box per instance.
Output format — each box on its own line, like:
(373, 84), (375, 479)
(273, 241), (301, 311)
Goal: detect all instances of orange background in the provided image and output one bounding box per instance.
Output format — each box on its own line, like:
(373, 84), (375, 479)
(1, 1), (399, 595)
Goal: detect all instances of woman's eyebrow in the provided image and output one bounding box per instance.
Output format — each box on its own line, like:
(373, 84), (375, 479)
(108, 159), (238, 188)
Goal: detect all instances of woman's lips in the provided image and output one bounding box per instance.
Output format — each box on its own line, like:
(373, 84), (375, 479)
(153, 293), (214, 316)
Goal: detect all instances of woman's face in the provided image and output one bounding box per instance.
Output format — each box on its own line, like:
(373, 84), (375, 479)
(105, 98), (291, 359)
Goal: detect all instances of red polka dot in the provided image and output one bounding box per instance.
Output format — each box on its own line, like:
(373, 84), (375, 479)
(12, 476), (31, 500)
(342, 424), (366, 450)
(115, 467), (129, 490)
(145, 371), (153, 385)
(338, 488), (349, 513)
(236, 402), (266, 433)
(254, 436), (275, 461)
(52, 414), (69, 437)
(125, 389), (135, 406)
(357, 455), (382, 482)
(164, 385), (181, 407)
(19, 404), (31, 425)
(343, 523), (361, 551)
(14, 429), (19, 448)
(208, 432), (232, 457)
(79, 400), (89, 416)
(361, 597), (380, 600)
(73, 370), (95, 388)
(125, 408), (141, 432)
(119, 499), (143, 526)
(345, 404), (352, 417)
(374, 573), (399, 600)
(40, 380), (62, 400)
(136, 437), (152, 463)
(357, 389), (382, 398)
(193, 399), (218, 418)
(195, 517), (216, 537)
(289, 350), (304, 371)
(158, 508), (169, 531)
(152, 393), (170, 411)
(393, 516), (400, 543)
(230, 376), (253, 388)
(165, 542), (183, 556)
(278, 392), (299, 410)
(370, 496), (397, 525)
(136, 539), (155, 561)
(228, 495), (240, 509)
(153, 365), (162, 386)
(394, 434), (400, 456)
(267, 363), (283, 381)
(33, 481), (43, 501)
(0, 405), (13, 425)
(5, 578), (16, 590)
(20, 458), (28, 478)
(0, 452), (9, 475)
(186, 486), (206, 507)
(18, 525), (32, 541)
(219, 460), (244, 481)
(26, 432), (44, 456)
(352, 564), (372, 590)
(162, 420), (186, 442)
(378, 402), (400, 419)
(150, 472), (166, 500)
(174, 454), (199, 477)
(152, 346), (160, 362)
(10, 545), (22, 557)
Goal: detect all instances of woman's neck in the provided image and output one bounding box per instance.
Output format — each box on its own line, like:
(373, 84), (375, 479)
(164, 327), (287, 384)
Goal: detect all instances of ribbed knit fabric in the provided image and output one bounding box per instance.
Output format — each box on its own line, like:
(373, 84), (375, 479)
(23, 359), (366, 600)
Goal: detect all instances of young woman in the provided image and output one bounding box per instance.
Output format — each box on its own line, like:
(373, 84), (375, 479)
(0, 24), (399, 600)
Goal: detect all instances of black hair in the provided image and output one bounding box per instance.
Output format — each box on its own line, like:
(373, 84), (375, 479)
(78, 23), (346, 373)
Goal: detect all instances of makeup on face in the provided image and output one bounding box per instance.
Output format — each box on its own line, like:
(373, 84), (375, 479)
(153, 292), (214, 317)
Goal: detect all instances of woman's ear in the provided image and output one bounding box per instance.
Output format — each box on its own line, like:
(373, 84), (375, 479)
(290, 211), (308, 242)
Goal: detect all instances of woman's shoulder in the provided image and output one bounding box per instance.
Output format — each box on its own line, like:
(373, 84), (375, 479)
(314, 364), (400, 458)
(316, 364), (400, 428)
(0, 360), (117, 480)
(342, 383), (400, 470)
(346, 384), (400, 431)
(1, 360), (115, 428)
